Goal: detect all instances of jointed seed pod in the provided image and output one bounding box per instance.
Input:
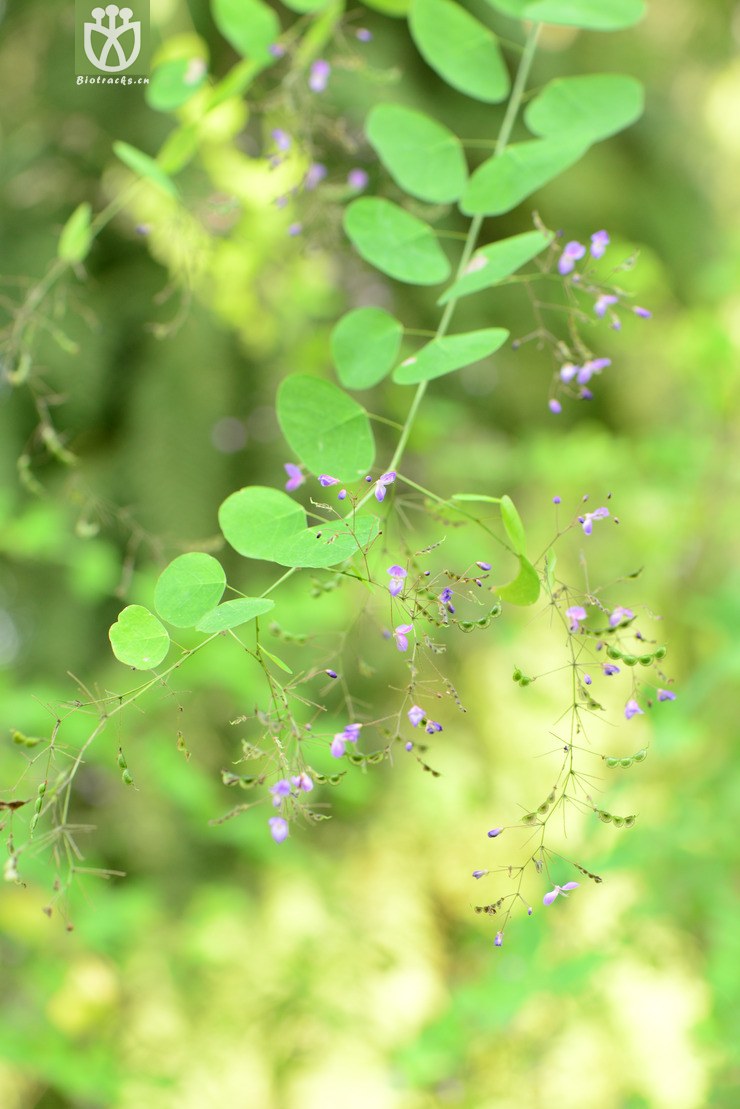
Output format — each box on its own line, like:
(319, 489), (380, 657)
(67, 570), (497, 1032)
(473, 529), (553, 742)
(122, 769), (134, 786)
(638, 655), (653, 666)
(622, 654), (638, 666)
(117, 749), (127, 770)
(633, 748), (648, 763)
(606, 645), (622, 660)
(654, 645), (667, 659)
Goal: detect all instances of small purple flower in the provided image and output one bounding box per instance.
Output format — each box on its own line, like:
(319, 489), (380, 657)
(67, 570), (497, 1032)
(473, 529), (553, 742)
(590, 230), (610, 258)
(602, 663), (621, 676)
(269, 779), (292, 807)
(566, 605), (588, 633)
(325, 669), (338, 679)
(494, 931), (504, 947)
(472, 869), (488, 879)
(375, 471), (396, 502)
(271, 128), (291, 151)
(284, 462), (304, 492)
(577, 358), (611, 385)
(291, 772), (314, 792)
(476, 561), (491, 571)
(331, 722), (361, 758)
(578, 507), (610, 536)
(304, 162), (327, 191)
(268, 43), (286, 58)
(657, 688), (676, 702)
(560, 363), (578, 384)
(309, 59), (330, 92)
(624, 699), (643, 720)
(553, 496), (561, 505)
(394, 623), (413, 652)
(356, 27), (372, 41)
(288, 222), (302, 237)
(527, 907), (533, 916)
(633, 306), (652, 318)
(584, 674), (592, 686)
(543, 881), (579, 906)
(347, 168), (369, 191)
(387, 564), (407, 597)
(269, 816), (289, 843)
(487, 828), (503, 838)
(609, 606), (634, 628)
(439, 587), (453, 604)
(548, 398), (562, 415)
(407, 705), (424, 727)
(595, 294), (618, 317)
(558, 240), (586, 276)
(338, 489), (347, 500)
(319, 474), (339, 487)
(425, 720), (442, 735)
(404, 741), (413, 751)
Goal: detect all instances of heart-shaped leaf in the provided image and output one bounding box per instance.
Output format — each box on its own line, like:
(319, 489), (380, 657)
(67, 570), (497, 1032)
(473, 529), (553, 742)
(109, 605), (171, 669)
(366, 103), (467, 203)
(277, 374), (375, 480)
(154, 552), (227, 628)
(500, 495), (527, 556)
(331, 308), (404, 390)
(393, 329), (509, 385)
(497, 557), (540, 606)
(437, 229), (553, 305)
(344, 198), (450, 285)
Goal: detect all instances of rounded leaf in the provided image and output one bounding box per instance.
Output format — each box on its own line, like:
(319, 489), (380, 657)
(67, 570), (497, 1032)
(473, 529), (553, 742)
(154, 552), (227, 628)
(364, 0), (410, 13)
(366, 103), (467, 203)
(500, 495), (527, 556)
(393, 329), (509, 385)
(461, 138), (587, 216)
(219, 486), (306, 561)
(109, 605), (170, 669)
(146, 57), (208, 113)
(497, 556), (540, 606)
(277, 375), (375, 480)
(212, 0), (280, 66)
(196, 597), (275, 632)
(525, 74), (644, 144)
(331, 308), (403, 390)
(409, 0), (510, 104)
(272, 516), (380, 569)
(58, 203), (93, 264)
(437, 229), (553, 305)
(344, 198), (450, 285)
(522, 0), (646, 31)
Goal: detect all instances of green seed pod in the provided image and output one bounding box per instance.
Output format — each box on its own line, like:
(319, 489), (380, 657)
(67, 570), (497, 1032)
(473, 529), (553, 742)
(34, 797), (43, 814)
(522, 813), (538, 825)
(537, 802), (550, 815)
(624, 815), (636, 828)
(654, 645), (667, 660)
(512, 668), (522, 681)
(605, 757), (620, 768)
(477, 617), (490, 629)
(638, 655), (653, 666)
(37, 782), (46, 797)
(117, 750), (127, 770)
(597, 810), (613, 823)
(490, 603), (502, 617)
(11, 730), (42, 748)
(547, 789), (557, 803)
(619, 757), (634, 768)
(622, 654), (638, 666)
(519, 677), (531, 687)
(633, 748), (648, 763)
(30, 814), (39, 834)
(606, 645), (622, 660)
(122, 769), (134, 786)
(612, 816), (625, 828)
(460, 621), (475, 633)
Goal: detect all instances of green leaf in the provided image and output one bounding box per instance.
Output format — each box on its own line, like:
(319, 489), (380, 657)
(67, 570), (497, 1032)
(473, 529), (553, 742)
(437, 229), (553, 305)
(195, 597), (275, 632)
(500, 495), (527, 556)
(113, 141), (179, 199)
(281, 0), (330, 11)
(154, 552), (227, 628)
(212, 0), (280, 65)
(58, 203), (93, 264)
(393, 328), (509, 385)
(277, 374), (375, 480)
(451, 493), (501, 504)
(366, 104), (467, 204)
(146, 57), (207, 113)
(258, 645), (293, 674)
(344, 198), (450, 286)
(521, 0), (646, 31)
(109, 605), (170, 669)
(409, 0), (510, 104)
(364, 0), (410, 13)
(482, 0), (528, 16)
(331, 308), (403, 390)
(460, 138), (587, 216)
(219, 486), (380, 568)
(524, 74), (644, 144)
(219, 487), (306, 562)
(497, 557), (540, 606)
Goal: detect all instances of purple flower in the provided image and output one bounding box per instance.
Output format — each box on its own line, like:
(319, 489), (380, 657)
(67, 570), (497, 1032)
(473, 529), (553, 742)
(269, 816), (289, 843)
(584, 673), (592, 685)
(387, 564), (407, 597)
(590, 230), (610, 258)
(284, 462), (304, 492)
(595, 294), (618, 317)
(309, 59), (331, 92)
(494, 931), (504, 947)
(356, 27), (372, 41)
(304, 162), (327, 191)
(319, 474), (339, 487)
(578, 507), (609, 535)
(425, 720), (442, 735)
(624, 699), (643, 720)
(566, 605), (588, 632)
(404, 741), (413, 751)
(543, 881), (579, 906)
(602, 663), (621, 676)
(271, 128), (291, 151)
(375, 471), (396, 502)
(269, 779), (292, 807)
(393, 623), (413, 652)
(558, 240), (586, 276)
(407, 705), (424, 727)
(439, 587), (453, 604)
(347, 168), (369, 191)
(268, 43), (286, 58)
(472, 869), (488, 879)
(476, 561), (491, 571)
(548, 398), (562, 414)
(487, 827), (503, 838)
(331, 722), (361, 758)
(609, 606), (634, 628)
(577, 358), (611, 385)
(552, 496), (561, 505)
(633, 306), (652, 318)
(560, 363), (578, 384)
(291, 772), (314, 792)
(325, 669), (338, 679)
(657, 688), (676, 702)
(288, 222), (302, 237)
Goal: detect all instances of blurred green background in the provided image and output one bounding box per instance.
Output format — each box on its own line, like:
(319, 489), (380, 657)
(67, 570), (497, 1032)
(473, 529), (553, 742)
(1, 0), (739, 1105)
